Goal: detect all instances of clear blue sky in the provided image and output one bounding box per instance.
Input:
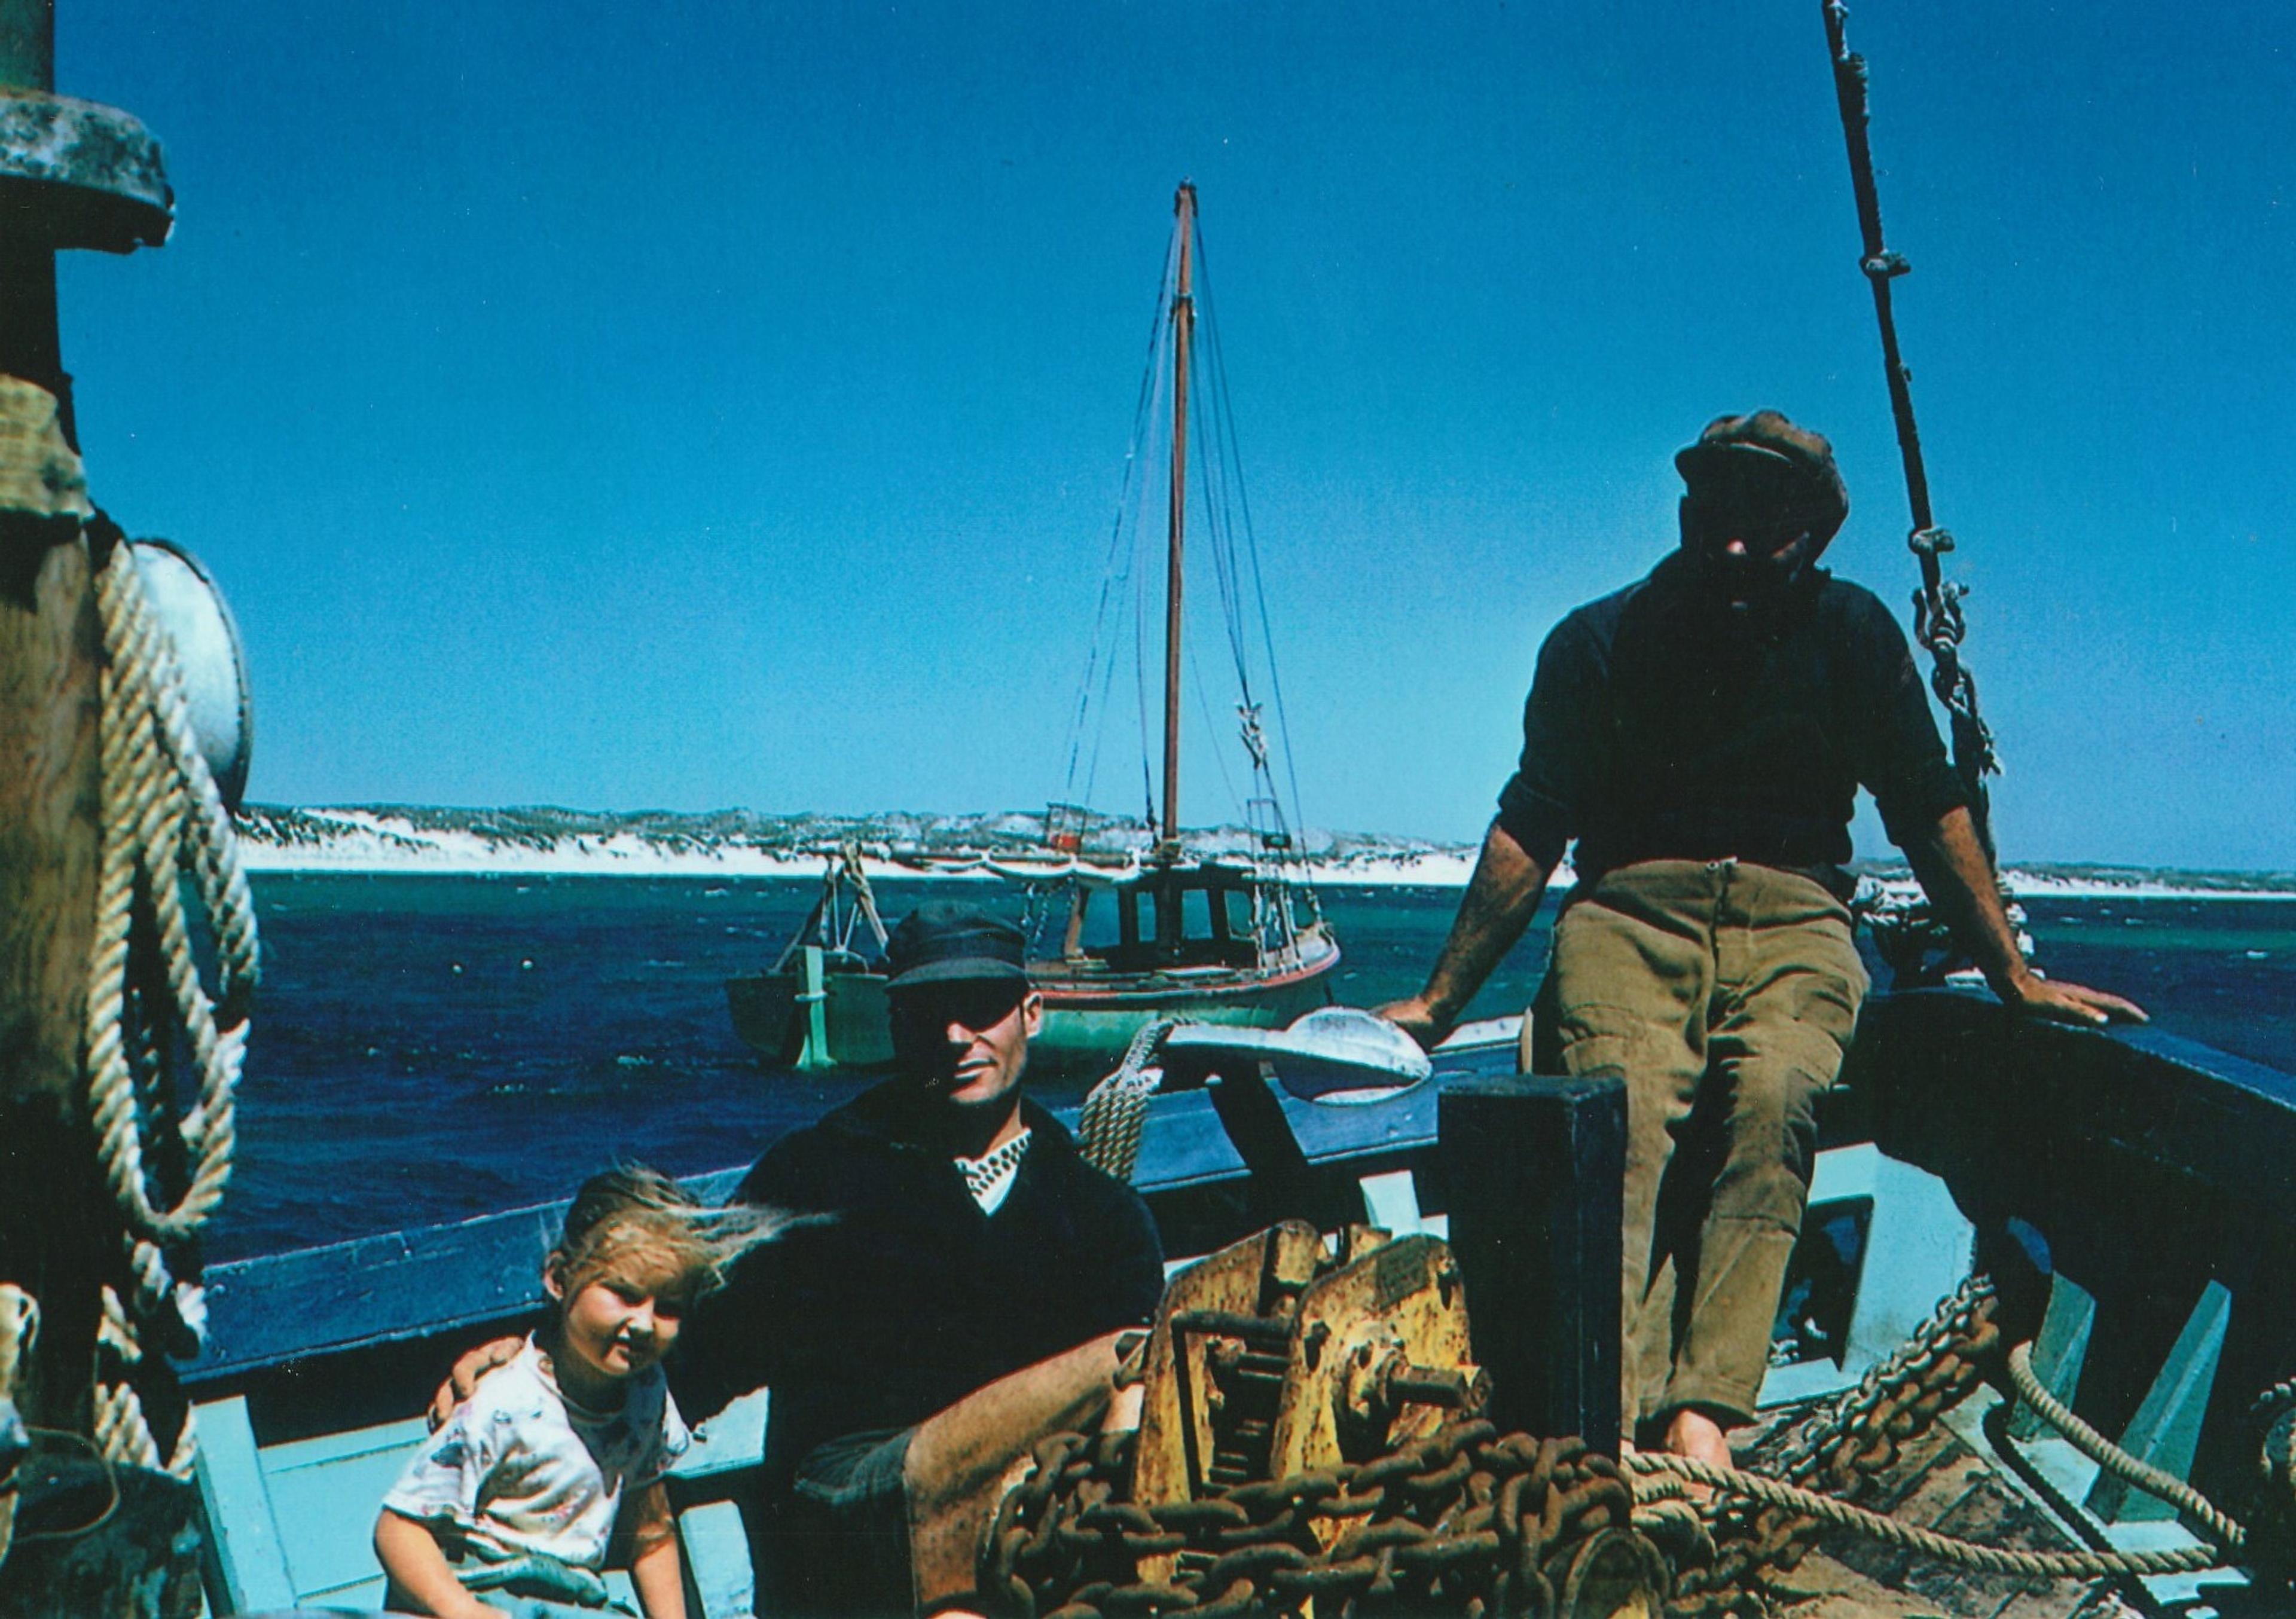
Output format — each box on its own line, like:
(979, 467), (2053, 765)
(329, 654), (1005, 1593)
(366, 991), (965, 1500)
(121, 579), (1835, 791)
(54, 2), (2295, 869)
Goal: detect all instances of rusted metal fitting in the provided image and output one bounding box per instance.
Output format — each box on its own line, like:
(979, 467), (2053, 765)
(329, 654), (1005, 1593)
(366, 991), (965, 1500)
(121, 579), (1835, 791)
(0, 89), (171, 252)
(1381, 1357), (1491, 1415)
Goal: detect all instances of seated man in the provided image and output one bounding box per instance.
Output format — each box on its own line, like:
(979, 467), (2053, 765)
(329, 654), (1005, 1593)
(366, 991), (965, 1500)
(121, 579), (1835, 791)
(1379, 410), (2144, 1472)
(439, 902), (1165, 1617)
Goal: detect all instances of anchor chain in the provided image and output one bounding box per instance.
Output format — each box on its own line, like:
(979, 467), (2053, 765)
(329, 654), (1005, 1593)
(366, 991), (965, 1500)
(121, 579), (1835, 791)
(982, 1417), (1662, 1619)
(1654, 1274), (2002, 1614)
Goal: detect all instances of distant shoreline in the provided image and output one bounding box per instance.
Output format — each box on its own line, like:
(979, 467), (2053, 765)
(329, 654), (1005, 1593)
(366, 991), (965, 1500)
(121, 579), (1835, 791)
(234, 806), (2296, 902)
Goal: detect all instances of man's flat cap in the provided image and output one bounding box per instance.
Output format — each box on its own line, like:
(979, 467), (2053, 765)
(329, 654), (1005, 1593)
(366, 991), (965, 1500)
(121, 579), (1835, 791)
(1675, 409), (1850, 540)
(885, 902), (1030, 989)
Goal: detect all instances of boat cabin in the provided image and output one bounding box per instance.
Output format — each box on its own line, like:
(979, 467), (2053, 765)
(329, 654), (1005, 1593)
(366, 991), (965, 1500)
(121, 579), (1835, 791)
(1070, 860), (1266, 973)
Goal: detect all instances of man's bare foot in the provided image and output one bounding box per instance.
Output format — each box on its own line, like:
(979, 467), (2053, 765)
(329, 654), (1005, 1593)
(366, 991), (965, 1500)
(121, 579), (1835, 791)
(1662, 1407), (1733, 1471)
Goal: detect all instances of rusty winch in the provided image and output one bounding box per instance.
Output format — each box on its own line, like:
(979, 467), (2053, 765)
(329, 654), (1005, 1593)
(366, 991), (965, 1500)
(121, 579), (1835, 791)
(984, 1218), (1666, 1619)
(1130, 1221), (1488, 1580)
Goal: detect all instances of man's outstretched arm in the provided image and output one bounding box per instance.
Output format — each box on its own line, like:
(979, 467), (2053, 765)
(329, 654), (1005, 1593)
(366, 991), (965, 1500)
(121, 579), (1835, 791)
(1377, 820), (1554, 1048)
(1899, 805), (2147, 1027)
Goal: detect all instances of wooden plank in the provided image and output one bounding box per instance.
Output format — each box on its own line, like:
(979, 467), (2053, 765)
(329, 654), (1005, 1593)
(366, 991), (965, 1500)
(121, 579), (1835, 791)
(2086, 1281), (2228, 1523)
(191, 1395), (298, 1614)
(1440, 1072), (1625, 1452)
(679, 1501), (756, 1619)
(264, 1418), (427, 1600)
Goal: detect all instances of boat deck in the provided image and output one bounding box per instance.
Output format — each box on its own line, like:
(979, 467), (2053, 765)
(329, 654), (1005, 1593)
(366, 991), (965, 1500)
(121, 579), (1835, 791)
(176, 994), (2295, 1617)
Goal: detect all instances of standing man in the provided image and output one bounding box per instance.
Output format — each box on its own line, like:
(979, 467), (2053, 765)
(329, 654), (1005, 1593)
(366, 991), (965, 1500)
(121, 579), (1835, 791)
(1378, 410), (2143, 1471)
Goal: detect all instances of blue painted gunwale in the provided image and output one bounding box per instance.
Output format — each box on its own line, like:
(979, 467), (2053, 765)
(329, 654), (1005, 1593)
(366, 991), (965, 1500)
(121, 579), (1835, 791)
(181, 1037), (1520, 1385)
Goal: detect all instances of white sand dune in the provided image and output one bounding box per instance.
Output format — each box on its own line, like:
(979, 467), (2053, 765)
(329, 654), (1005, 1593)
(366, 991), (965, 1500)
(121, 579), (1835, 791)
(232, 805), (2294, 901)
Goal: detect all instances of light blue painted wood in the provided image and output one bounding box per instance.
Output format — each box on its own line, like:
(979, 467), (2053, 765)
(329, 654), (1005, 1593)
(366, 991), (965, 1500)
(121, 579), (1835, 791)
(1840, 1150), (1974, 1373)
(1757, 1145), (1974, 1409)
(2009, 1274), (2097, 1441)
(191, 1396), (298, 1614)
(266, 1417), (429, 1602)
(674, 1388), (770, 1480)
(679, 1500), (756, 1619)
(1357, 1169), (1423, 1233)
(2087, 1279), (2231, 1523)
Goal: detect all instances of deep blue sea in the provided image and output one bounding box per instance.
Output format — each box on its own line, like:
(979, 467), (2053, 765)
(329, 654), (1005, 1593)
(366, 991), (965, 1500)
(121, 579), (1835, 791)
(212, 874), (2296, 1263)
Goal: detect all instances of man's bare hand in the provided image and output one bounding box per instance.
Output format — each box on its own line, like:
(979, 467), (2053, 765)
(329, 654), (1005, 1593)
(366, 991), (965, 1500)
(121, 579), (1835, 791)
(427, 1336), (523, 1430)
(1374, 996), (1449, 1053)
(1999, 974), (2148, 1029)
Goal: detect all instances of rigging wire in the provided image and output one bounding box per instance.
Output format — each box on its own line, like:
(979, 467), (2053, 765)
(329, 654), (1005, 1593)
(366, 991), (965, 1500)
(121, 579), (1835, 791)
(1064, 228), (1181, 821)
(1193, 230), (1308, 840)
(1061, 201), (1315, 859)
(1104, 343), (1173, 826)
(1187, 643), (1245, 816)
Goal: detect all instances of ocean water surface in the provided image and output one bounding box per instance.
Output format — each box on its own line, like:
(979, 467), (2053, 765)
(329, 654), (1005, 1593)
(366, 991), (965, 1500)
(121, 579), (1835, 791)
(213, 874), (2296, 1263)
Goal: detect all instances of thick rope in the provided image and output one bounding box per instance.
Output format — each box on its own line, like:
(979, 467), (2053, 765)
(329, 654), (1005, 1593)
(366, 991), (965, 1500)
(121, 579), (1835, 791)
(78, 533), (259, 1468)
(86, 536), (257, 1244)
(1075, 1018), (1177, 1181)
(1625, 1450), (2224, 1579)
(0, 1286), (36, 1569)
(2005, 1340), (2246, 1550)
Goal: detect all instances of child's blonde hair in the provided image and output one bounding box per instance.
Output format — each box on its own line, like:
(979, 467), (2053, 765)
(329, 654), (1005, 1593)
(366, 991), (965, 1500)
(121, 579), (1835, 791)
(548, 1165), (797, 1302)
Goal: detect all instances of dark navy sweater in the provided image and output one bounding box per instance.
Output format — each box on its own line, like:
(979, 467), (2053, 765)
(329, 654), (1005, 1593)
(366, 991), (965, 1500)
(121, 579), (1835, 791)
(674, 1079), (1165, 1484)
(1495, 551), (1967, 895)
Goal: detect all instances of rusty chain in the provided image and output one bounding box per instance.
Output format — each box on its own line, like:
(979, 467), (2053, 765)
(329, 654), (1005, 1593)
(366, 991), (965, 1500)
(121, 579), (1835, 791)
(1658, 1274), (2002, 1615)
(987, 1272), (2296, 1617)
(981, 1416), (1665, 1619)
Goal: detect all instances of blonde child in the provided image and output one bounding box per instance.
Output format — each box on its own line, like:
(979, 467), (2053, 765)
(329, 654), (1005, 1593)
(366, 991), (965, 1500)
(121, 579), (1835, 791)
(375, 1166), (791, 1619)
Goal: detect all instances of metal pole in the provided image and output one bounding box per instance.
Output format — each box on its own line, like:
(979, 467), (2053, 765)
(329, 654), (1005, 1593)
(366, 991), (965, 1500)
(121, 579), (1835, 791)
(1821, 0), (1998, 859)
(1161, 181), (1195, 854)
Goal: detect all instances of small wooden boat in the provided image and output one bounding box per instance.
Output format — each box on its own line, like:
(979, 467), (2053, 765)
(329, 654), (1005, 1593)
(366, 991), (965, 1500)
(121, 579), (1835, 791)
(723, 847), (894, 1069)
(1025, 852), (1339, 1077)
(725, 186), (1340, 1083)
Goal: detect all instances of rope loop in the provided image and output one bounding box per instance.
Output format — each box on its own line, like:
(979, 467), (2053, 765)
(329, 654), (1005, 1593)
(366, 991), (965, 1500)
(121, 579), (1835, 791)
(76, 524), (260, 1471)
(84, 529), (258, 1248)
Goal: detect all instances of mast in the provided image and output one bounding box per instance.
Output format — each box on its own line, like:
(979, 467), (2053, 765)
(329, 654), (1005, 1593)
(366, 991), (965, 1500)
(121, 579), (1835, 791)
(1160, 181), (1195, 853)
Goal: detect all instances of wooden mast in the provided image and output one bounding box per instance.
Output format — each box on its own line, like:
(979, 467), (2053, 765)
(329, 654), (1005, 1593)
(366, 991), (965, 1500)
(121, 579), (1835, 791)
(0, 0), (108, 1448)
(1160, 181), (1195, 856)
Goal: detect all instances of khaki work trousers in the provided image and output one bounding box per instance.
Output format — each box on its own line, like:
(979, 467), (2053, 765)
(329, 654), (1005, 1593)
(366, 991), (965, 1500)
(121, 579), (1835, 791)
(1538, 860), (1867, 1433)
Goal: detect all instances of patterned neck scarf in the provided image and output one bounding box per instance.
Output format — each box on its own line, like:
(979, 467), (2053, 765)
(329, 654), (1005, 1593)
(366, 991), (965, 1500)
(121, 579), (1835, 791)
(955, 1128), (1033, 1214)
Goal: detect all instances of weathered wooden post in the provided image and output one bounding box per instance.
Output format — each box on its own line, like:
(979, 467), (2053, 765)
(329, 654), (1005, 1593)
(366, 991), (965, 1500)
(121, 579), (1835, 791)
(0, 2), (203, 1610)
(1439, 1073), (1626, 1453)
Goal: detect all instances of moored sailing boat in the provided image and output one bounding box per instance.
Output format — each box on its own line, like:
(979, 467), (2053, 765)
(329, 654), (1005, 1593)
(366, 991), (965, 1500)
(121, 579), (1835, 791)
(1019, 181), (1338, 1074)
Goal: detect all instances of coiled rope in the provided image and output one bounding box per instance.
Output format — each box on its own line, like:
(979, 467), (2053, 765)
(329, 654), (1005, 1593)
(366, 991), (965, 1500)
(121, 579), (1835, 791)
(80, 525), (259, 1473)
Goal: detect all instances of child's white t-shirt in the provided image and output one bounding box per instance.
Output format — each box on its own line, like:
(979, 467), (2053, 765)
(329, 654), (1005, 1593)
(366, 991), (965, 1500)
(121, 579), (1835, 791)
(383, 1337), (690, 1570)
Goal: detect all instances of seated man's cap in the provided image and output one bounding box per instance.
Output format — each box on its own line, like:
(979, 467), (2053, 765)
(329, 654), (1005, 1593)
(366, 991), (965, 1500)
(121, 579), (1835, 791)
(885, 902), (1030, 989)
(1674, 409), (1850, 542)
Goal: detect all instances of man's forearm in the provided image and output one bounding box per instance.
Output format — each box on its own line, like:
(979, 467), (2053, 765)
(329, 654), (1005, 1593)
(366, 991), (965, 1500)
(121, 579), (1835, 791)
(1420, 821), (1554, 1023)
(1900, 806), (2029, 992)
